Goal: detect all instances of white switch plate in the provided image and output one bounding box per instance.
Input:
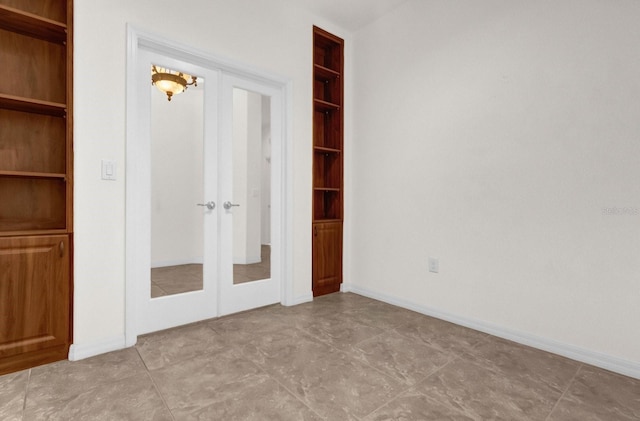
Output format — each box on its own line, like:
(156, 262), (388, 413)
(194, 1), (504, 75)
(101, 160), (117, 181)
(428, 257), (439, 273)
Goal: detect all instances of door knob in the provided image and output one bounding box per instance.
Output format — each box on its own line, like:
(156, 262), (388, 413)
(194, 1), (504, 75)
(223, 201), (240, 210)
(197, 201), (216, 210)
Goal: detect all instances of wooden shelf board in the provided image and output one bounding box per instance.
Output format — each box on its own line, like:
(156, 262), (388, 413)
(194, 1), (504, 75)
(0, 5), (66, 43)
(314, 64), (341, 80)
(0, 171), (66, 179)
(0, 227), (67, 237)
(314, 146), (341, 154)
(312, 218), (343, 223)
(0, 94), (66, 117)
(314, 187), (341, 192)
(313, 98), (341, 111)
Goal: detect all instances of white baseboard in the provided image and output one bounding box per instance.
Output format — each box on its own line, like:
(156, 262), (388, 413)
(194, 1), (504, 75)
(68, 336), (127, 361)
(344, 283), (640, 380)
(289, 293), (313, 306)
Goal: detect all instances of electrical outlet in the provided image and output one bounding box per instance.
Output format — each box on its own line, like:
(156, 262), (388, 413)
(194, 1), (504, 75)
(428, 257), (439, 273)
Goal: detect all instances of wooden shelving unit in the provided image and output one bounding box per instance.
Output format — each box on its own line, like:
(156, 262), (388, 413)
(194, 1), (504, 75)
(312, 26), (344, 297)
(0, 4), (66, 42)
(0, 0), (73, 375)
(0, 93), (67, 116)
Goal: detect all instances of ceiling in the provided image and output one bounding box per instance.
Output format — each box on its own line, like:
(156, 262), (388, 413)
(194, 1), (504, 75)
(296, 0), (410, 31)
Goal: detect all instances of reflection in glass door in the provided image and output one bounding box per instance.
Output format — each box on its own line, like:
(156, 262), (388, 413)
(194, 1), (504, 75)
(150, 68), (205, 297)
(231, 88), (271, 284)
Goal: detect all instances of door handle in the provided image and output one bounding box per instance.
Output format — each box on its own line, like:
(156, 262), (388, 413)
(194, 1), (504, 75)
(223, 201), (240, 210)
(197, 201), (216, 210)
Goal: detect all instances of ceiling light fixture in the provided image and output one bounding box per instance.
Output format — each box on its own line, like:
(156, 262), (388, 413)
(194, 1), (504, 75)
(151, 65), (197, 101)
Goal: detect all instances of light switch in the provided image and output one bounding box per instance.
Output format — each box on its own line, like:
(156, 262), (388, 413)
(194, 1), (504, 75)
(428, 257), (439, 273)
(101, 160), (117, 181)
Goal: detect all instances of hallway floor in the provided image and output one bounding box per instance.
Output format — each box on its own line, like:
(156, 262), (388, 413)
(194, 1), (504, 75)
(151, 245), (271, 298)
(1, 293), (639, 420)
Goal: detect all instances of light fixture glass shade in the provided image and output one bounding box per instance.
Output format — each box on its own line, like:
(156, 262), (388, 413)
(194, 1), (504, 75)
(151, 65), (197, 101)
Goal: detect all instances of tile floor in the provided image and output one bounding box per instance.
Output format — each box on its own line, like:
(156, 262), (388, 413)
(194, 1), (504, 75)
(2, 293), (639, 420)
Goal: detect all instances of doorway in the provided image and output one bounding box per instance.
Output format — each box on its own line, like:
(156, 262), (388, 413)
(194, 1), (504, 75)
(125, 27), (293, 344)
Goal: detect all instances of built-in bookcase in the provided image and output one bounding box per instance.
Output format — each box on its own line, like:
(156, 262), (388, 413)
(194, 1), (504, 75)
(0, 0), (73, 375)
(312, 26), (343, 297)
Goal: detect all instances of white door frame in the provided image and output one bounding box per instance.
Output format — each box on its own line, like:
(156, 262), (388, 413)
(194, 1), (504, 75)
(125, 26), (294, 346)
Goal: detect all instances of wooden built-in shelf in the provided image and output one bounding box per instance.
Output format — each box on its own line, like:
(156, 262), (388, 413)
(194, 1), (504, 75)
(0, 94), (66, 117)
(0, 5), (66, 43)
(314, 99), (340, 112)
(0, 170), (66, 179)
(0, 228), (68, 238)
(0, 217), (66, 234)
(314, 146), (341, 154)
(314, 187), (341, 192)
(314, 64), (341, 80)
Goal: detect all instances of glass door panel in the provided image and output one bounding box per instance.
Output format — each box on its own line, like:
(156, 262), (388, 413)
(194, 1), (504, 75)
(231, 88), (271, 285)
(150, 67), (205, 297)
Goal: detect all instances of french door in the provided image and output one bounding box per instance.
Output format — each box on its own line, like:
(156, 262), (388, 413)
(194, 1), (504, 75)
(132, 50), (282, 335)
(135, 49), (220, 335)
(218, 73), (282, 316)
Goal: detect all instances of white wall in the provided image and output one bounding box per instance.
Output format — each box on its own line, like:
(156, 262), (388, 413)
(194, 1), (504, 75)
(349, 0), (640, 368)
(151, 83), (204, 267)
(73, 0), (351, 350)
(73, 0), (639, 375)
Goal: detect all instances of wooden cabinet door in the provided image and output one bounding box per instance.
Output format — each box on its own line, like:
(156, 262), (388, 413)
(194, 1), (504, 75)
(312, 222), (342, 296)
(0, 235), (71, 374)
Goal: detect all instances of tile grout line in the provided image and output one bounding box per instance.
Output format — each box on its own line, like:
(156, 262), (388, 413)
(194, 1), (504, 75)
(275, 322), (348, 419)
(362, 353), (463, 419)
(241, 316), (394, 420)
(21, 368), (31, 417)
(306, 320), (408, 388)
(544, 363), (583, 421)
(347, 319), (464, 419)
(133, 346), (177, 421)
(241, 350), (328, 420)
(288, 307), (458, 419)
(352, 323), (464, 385)
(209, 315), (330, 418)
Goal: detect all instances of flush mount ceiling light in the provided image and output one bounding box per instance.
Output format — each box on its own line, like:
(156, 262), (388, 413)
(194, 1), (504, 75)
(151, 65), (197, 101)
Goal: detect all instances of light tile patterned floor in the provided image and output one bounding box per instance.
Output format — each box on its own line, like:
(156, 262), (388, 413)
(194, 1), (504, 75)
(2, 293), (639, 420)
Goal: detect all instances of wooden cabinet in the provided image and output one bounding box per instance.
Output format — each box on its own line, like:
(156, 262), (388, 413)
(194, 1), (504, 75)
(0, 0), (73, 375)
(0, 236), (71, 374)
(312, 27), (343, 296)
(312, 222), (342, 297)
